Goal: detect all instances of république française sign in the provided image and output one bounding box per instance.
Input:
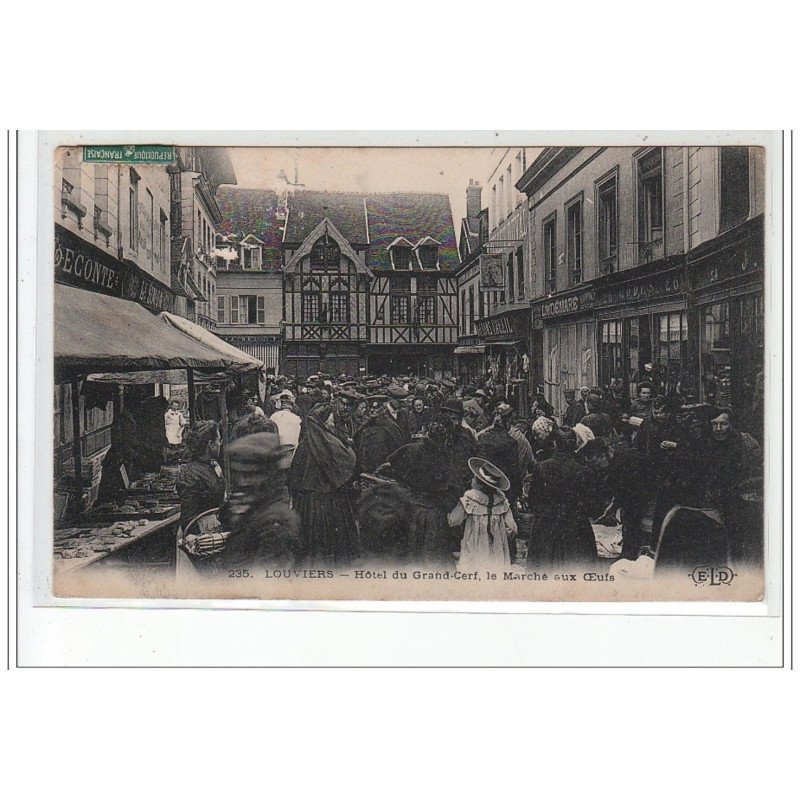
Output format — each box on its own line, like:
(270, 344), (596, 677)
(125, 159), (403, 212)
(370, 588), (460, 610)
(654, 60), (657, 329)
(83, 145), (175, 164)
(54, 224), (174, 313)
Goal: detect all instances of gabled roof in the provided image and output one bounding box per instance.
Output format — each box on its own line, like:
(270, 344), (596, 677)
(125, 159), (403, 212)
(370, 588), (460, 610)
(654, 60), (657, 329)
(414, 235), (442, 248)
(240, 233), (265, 245)
(284, 191), (369, 245)
(215, 187), (282, 269)
(363, 192), (458, 272)
(284, 217), (373, 277)
(387, 236), (414, 249)
(283, 190), (459, 272)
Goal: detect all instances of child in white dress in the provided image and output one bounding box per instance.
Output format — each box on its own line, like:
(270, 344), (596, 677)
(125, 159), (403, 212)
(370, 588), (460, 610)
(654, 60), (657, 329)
(448, 457), (517, 571)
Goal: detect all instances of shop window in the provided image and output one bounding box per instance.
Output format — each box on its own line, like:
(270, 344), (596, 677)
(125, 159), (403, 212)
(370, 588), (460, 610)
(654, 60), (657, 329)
(700, 302), (732, 406)
(566, 196), (583, 285)
(329, 292), (350, 323)
(599, 320), (625, 387)
(654, 312), (688, 395)
(636, 149), (664, 263)
(597, 173), (618, 273)
(543, 213), (557, 293)
(720, 147), (751, 232)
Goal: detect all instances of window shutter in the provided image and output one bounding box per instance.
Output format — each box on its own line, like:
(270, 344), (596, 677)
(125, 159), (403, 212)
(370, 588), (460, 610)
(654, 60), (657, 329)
(231, 295), (239, 324)
(257, 296), (265, 324)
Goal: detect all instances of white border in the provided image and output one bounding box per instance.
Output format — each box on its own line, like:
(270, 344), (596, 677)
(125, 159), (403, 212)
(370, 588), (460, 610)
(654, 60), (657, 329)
(17, 130), (786, 666)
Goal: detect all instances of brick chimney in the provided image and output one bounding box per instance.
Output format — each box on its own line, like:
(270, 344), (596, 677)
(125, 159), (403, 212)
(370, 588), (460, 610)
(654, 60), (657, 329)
(466, 179), (482, 222)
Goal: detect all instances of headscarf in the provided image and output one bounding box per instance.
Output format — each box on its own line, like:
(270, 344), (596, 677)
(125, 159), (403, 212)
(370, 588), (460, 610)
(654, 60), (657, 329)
(292, 404), (356, 490)
(573, 422), (595, 452)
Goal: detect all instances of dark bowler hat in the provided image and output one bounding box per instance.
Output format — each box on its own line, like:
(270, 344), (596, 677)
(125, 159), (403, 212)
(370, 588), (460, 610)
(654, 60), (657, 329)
(468, 457), (511, 493)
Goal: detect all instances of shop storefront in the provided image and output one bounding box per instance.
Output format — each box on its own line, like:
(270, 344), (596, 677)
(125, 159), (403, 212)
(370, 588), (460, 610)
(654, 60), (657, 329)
(54, 223), (177, 492)
(593, 258), (688, 399)
(454, 337), (486, 381)
(475, 309), (531, 413)
(687, 216), (764, 437)
(532, 287), (596, 420)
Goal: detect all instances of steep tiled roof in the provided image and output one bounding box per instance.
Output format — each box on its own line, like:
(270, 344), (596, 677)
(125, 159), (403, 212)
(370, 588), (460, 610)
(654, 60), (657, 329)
(215, 187), (282, 269)
(365, 193), (458, 272)
(284, 191), (369, 245)
(284, 190), (458, 273)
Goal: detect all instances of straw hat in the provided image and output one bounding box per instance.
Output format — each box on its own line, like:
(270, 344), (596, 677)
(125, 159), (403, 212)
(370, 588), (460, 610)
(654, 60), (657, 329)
(468, 457), (510, 493)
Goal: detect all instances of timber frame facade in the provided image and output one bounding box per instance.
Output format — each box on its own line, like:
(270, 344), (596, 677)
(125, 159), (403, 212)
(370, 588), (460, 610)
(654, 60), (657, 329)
(281, 191), (460, 378)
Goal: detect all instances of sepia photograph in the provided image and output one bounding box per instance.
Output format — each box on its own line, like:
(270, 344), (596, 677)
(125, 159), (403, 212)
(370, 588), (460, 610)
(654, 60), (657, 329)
(47, 139), (772, 603)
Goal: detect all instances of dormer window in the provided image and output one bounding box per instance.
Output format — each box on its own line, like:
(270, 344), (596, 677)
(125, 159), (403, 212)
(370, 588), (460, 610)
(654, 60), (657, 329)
(310, 235), (340, 269)
(415, 236), (441, 269)
(242, 244), (262, 270)
(388, 237), (414, 270)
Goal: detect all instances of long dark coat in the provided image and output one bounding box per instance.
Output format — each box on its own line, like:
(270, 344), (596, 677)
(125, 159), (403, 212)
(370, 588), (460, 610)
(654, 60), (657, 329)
(527, 451), (602, 569)
(353, 414), (408, 474)
(477, 426), (523, 502)
(388, 439), (459, 565)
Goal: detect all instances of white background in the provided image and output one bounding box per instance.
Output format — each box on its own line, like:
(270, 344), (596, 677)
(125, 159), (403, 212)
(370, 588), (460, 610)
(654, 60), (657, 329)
(2, 1), (797, 797)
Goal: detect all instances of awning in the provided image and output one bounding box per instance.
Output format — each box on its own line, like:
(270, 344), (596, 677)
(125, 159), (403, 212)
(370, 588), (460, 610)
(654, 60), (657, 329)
(454, 345), (486, 355)
(55, 284), (244, 373)
(159, 312), (263, 373)
(485, 339), (522, 347)
(87, 370), (229, 385)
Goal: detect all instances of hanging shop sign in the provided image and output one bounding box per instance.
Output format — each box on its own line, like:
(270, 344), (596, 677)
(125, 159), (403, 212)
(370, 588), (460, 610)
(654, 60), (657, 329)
(534, 289), (595, 320)
(478, 253), (505, 291)
(55, 224), (175, 313)
(595, 268), (684, 309)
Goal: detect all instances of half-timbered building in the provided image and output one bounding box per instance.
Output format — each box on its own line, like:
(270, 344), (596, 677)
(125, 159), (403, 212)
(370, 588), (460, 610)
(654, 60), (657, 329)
(282, 190), (459, 378)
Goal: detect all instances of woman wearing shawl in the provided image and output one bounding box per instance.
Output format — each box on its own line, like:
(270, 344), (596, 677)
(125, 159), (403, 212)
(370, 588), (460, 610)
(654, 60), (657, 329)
(289, 404), (360, 566)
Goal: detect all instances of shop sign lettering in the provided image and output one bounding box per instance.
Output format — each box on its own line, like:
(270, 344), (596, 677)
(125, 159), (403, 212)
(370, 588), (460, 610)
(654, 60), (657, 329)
(596, 271), (684, 308)
(55, 224), (174, 313)
(537, 290), (595, 319)
(476, 315), (512, 337)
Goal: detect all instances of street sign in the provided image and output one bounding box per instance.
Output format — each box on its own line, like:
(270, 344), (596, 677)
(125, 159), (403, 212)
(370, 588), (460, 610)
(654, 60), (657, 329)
(83, 145), (176, 164)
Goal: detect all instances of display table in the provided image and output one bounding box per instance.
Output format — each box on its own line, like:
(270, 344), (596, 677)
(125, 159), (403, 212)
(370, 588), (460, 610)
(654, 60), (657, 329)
(54, 512), (181, 574)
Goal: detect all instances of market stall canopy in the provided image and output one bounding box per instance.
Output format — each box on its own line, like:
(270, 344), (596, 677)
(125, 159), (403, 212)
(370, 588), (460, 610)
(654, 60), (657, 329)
(55, 284), (242, 372)
(158, 312), (263, 373)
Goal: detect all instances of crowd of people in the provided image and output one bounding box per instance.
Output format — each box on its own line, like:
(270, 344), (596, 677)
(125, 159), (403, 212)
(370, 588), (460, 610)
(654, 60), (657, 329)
(158, 369), (764, 580)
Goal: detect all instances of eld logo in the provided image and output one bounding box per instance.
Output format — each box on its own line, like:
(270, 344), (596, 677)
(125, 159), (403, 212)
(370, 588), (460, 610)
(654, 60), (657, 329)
(690, 566), (736, 586)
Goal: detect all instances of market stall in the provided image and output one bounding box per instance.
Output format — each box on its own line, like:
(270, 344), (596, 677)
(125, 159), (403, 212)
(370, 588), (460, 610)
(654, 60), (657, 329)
(53, 284), (262, 579)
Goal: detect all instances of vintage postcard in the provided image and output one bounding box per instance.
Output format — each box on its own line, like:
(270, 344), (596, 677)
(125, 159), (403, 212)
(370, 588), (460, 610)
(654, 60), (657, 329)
(41, 134), (779, 605)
